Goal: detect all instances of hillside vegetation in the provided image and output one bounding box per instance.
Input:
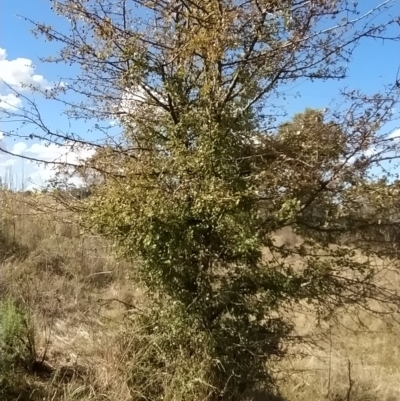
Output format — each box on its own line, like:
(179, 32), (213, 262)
(0, 190), (398, 401)
(1, 2), (400, 399)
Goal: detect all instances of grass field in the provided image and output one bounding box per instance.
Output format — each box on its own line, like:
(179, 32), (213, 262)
(0, 190), (398, 401)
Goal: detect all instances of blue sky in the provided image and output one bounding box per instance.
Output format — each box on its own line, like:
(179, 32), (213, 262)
(0, 0), (399, 188)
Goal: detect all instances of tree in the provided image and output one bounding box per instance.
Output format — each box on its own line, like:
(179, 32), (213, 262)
(1, 1), (400, 399)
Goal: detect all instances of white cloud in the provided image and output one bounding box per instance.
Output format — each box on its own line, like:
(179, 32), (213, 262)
(119, 86), (147, 113)
(0, 47), (55, 116)
(0, 47), (50, 91)
(0, 131), (7, 153)
(388, 128), (400, 140)
(12, 142), (27, 155)
(0, 93), (22, 110)
(1, 159), (16, 167)
(114, 85), (167, 120)
(0, 139), (96, 190)
(23, 142), (95, 164)
(0, 47), (91, 189)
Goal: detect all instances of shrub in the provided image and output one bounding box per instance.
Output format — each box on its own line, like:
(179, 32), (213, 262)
(0, 300), (37, 395)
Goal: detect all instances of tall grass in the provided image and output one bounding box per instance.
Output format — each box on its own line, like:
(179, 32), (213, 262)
(0, 188), (398, 400)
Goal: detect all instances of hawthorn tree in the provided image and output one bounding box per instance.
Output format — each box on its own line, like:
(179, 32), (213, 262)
(1, 0), (400, 399)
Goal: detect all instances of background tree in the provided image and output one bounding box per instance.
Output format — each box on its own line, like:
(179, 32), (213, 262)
(1, 1), (400, 399)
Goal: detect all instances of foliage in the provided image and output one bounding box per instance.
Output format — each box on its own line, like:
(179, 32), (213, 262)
(1, 1), (400, 399)
(0, 300), (37, 397)
(120, 299), (289, 400)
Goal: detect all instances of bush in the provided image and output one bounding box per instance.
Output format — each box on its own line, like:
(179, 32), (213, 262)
(119, 298), (288, 401)
(0, 300), (37, 396)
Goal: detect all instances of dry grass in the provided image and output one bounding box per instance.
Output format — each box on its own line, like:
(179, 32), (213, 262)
(272, 228), (400, 401)
(0, 190), (138, 400)
(0, 190), (398, 400)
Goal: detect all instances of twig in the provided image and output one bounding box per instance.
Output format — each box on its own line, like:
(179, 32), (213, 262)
(346, 359), (354, 401)
(327, 323), (332, 396)
(97, 297), (144, 313)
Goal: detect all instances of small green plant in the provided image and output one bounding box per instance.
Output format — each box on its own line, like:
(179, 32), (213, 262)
(1, 300), (25, 361)
(0, 300), (37, 395)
